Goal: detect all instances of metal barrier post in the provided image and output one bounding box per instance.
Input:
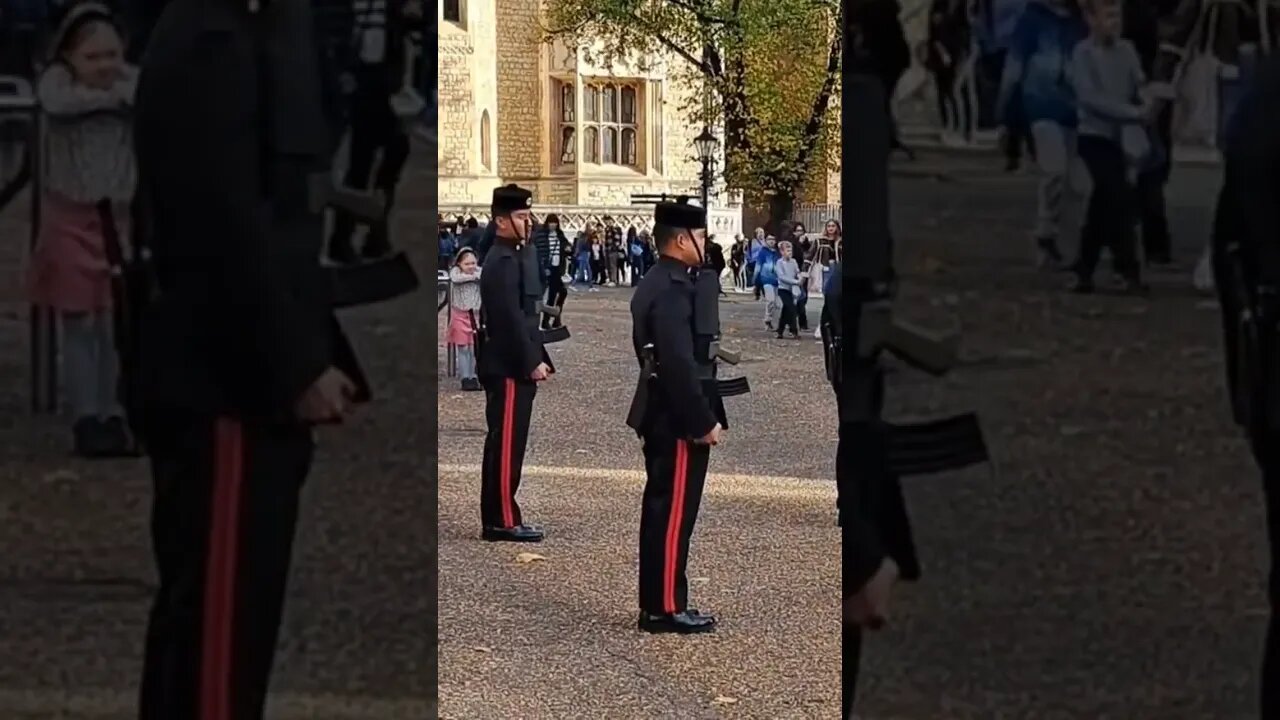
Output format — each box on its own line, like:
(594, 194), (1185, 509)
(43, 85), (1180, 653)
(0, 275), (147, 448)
(0, 76), (55, 414)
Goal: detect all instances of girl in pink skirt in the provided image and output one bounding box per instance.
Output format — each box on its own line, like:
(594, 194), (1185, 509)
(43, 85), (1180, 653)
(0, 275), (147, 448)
(448, 247), (483, 391)
(28, 2), (136, 457)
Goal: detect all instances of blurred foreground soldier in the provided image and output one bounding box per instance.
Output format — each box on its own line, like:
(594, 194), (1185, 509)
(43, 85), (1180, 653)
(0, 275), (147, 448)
(825, 270), (921, 714)
(132, 0), (367, 716)
(1212, 54), (1280, 719)
(626, 200), (724, 634)
(477, 184), (551, 543)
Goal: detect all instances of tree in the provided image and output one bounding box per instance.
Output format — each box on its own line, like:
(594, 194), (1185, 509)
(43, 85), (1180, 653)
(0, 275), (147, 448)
(543, 0), (842, 228)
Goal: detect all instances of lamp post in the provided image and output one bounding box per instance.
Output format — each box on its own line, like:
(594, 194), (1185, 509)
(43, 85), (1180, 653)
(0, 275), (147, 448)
(693, 127), (718, 215)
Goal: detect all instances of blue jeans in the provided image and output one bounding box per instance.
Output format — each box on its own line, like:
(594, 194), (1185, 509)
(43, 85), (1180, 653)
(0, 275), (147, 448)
(455, 344), (476, 380)
(575, 251), (593, 285)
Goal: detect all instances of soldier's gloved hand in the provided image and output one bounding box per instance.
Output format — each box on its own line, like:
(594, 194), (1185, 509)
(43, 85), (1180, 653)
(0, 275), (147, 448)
(696, 423), (723, 446)
(296, 367), (356, 423)
(530, 363), (552, 381)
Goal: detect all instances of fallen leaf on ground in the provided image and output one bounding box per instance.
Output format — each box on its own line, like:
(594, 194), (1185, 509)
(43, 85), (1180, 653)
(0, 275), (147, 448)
(712, 696), (738, 705)
(515, 552), (547, 564)
(472, 646), (493, 653)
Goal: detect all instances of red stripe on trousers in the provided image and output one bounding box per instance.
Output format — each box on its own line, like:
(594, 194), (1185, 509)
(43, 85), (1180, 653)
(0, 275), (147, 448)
(201, 418), (244, 720)
(500, 378), (516, 528)
(663, 440), (689, 614)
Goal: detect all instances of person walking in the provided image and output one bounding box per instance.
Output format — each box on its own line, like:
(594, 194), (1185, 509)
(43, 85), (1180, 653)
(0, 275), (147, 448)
(996, 0), (1088, 268)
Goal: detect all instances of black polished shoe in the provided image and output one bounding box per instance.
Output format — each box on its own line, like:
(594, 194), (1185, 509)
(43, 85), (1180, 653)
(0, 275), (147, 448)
(460, 378), (482, 391)
(637, 610), (717, 634)
(482, 525), (544, 542)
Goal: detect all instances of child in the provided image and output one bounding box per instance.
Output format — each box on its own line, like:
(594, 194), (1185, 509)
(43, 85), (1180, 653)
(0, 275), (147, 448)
(448, 248), (483, 391)
(996, 0), (1088, 268)
(28, 2), (137, 458)
(1069, 0), (1148, 294)
(775, 241), (801, 339)
(753, 235), (781, 331)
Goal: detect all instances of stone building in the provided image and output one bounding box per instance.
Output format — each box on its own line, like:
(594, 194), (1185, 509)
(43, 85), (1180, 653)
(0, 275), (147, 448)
(437, 0), (745, 236)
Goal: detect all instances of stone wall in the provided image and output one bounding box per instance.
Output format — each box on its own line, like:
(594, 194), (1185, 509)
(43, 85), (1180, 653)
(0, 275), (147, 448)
(437, 27), (473, 180)
(494, 0), (544, 181)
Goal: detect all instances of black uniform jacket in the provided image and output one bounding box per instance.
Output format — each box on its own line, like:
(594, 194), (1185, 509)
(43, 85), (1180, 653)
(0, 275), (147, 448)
(134, 0), (364, 421)
(1213, 54), (1280, 436)
(826, 269), (919, 594)
(630, 256), (718, 440)
(479, 241), (548, 380)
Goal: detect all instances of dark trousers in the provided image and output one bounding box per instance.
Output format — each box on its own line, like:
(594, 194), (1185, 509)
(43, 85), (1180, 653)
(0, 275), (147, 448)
(846, 624), (861, 718)
(543, 272), (567, 329)
(1076, 135), (1139, 282)
(796, 292), (809, 330)
(777, 288), (798, 336)
(1136, 105), (1174, 262)
(1255, 439), (1280, 718)
(638, 431), (710, 614)
(330, 65), (411, 255)
(139, 415), (312, 720)
(481, 377), (537, 528)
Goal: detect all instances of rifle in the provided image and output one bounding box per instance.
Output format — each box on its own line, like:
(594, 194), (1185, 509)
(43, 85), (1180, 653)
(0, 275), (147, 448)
(310, 173), (421, 307)
(841, 72), (988, 477)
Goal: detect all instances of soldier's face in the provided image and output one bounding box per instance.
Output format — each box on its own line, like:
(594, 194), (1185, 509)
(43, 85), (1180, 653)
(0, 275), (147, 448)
(498, 210), (532, 239)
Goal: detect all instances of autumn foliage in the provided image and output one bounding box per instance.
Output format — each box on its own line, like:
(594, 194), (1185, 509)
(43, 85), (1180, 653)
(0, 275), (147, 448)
(543, 0), (842, 226)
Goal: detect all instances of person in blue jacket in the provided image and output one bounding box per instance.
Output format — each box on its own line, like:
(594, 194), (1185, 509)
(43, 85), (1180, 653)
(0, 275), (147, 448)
(995, 0), (1087, 269)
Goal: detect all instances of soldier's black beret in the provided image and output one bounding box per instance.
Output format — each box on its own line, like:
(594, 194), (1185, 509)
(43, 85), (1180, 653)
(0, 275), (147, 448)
(654, 199), (706, 230)
(492, 184), (533, 214)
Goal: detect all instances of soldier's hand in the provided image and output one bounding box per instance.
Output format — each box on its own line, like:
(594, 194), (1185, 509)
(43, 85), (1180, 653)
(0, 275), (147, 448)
(696, 423), (723, 445)
(530, 363), (552, 381)
(296, 367), (356, 423)
(845, 558), (899, 629)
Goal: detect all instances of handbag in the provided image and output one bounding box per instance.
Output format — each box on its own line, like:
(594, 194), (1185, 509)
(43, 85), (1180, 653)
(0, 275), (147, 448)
(97, 195), (158, 448)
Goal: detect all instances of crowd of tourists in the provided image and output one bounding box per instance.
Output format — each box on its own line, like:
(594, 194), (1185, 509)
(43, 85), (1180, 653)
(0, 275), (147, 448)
(439, 213), (843, 390)
(920, 0), (1187, 294)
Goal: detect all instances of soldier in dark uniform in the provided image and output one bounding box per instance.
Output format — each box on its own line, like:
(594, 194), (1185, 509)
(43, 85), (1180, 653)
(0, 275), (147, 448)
(825, 265), (920, 714)
(131, 0), (365, 717)
(477, 184), (551, 543)
(1212, 53), (1280, 719)
(628, 200), (724, 635)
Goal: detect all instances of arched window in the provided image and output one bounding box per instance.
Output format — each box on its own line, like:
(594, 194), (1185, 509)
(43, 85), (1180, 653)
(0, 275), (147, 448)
(480, 110), (491, 170)
(583, 127), (599, 163)
(560, 126), (576, 164)
(621, 128), (637, 166)
(603, 128), (618, 164)
(578, 79), (642, 169)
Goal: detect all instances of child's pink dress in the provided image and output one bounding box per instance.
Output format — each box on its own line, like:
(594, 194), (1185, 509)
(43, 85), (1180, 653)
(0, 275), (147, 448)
(28, 192), (128, 313)
(447, 307), (475, 345)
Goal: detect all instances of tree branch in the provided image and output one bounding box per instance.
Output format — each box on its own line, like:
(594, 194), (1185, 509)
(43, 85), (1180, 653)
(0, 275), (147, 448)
(637, 13), (718, 76)
(791, 26), (842, 168)
(667, 0), (733, 24)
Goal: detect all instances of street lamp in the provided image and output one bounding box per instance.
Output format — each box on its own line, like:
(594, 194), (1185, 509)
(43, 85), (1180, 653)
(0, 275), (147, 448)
(693, 127), (718, 213)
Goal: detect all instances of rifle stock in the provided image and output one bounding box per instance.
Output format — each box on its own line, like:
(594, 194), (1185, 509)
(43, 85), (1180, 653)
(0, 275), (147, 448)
(858, 301), (960, 377)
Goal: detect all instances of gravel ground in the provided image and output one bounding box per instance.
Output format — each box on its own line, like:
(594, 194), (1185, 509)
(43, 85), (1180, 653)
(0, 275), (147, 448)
(437, 287), (842, 719)
(856, 157), (1265, 719)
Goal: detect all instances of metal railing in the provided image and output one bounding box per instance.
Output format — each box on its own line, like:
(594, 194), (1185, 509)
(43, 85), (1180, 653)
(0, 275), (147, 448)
(0, 74), (56, 414)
